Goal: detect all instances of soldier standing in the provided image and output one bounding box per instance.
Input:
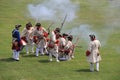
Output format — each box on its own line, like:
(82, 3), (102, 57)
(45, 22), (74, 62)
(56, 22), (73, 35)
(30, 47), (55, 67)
(12, 24), (22, 61)
(86, 34), (102, 72)
(21, 22), (35, 54)
(33, 23), (48, 56)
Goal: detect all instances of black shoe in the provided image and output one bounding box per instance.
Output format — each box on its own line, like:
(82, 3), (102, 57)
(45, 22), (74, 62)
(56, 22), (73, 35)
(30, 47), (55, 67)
(15, 59), (19, 61)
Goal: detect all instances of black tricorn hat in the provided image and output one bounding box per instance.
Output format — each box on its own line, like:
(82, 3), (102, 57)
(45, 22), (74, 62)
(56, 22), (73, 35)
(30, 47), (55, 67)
(89, 34), (95, 39)
(67, 35), (73, 40)
(15, 24), (22, 28)
(35, 23), (41, 27)
(26, 22), (32, 27)
(55, 27), (60, 33)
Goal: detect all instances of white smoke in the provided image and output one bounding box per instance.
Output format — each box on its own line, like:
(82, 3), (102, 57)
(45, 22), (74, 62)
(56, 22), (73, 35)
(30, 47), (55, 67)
(68, 0), (120, 47)
(67, 24), (99, 44)
(101, 0), (120, 46)
(27, 0), (120, 49)
(27, 0), (79, 22)
(108, 0), (120, 8)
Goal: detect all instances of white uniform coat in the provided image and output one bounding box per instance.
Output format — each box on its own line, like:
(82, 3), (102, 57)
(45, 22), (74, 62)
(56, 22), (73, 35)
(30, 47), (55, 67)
(59, 37), (66, 49)
(21, 27), (34, 44)
(64, 41), (73, 50)
(87, 39), (102, 63)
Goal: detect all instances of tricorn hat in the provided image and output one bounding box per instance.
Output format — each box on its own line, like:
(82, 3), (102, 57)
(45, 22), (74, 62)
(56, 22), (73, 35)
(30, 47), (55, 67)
(15, 24), (22, 28)
(35, 23), (41, 27)
(89, 34), (95, 39)
(26, 22), (32, 27)
(55, 27), (60, 33)
(67, 35), (73, 41)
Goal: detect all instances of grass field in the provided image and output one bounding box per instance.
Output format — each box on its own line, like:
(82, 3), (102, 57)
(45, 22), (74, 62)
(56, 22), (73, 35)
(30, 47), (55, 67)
(0, 0), (120, 80)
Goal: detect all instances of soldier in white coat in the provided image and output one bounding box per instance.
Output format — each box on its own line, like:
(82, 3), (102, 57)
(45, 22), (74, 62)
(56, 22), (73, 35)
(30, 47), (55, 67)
(58, 33), (68, 58)
(33, 23), (48, 56)
(35, 36), (47, 56)
(21, 22), (35, 54)
(86, 34), (102, 72)
(48, 28), (60, 62)
(63, 35), (73, 60)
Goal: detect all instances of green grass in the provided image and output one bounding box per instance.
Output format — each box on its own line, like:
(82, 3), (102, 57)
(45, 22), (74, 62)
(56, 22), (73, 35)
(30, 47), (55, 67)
(0, 0), (120, 80)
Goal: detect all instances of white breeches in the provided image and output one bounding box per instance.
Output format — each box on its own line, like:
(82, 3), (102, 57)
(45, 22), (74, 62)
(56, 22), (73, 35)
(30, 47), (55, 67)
(12, 50), (20, 60)
(49, 49), (59, 62)
(26, 42), (34, 54)
(35, 47), (44, 56)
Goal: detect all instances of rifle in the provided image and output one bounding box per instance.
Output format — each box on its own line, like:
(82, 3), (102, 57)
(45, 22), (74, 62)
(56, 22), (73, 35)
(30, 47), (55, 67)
(75, 46), (82, 48)
(60, 14), (67, 31)
(68, 30), (72, 35)
(47, 22), (54, 33)
(71, 37), (80, 57)
(73, 37), (80, 47)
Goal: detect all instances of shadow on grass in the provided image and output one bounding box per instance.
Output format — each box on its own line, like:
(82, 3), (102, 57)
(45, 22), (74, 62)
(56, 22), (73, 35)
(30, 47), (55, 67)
(0, 58), (16, 62)
(22, 54), (36, 57)
(75, 69), (91, 72)
(38, 60), (49, 63)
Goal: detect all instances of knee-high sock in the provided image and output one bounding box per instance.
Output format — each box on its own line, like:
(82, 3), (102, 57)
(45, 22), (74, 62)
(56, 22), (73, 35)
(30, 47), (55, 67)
(96, 62), (99, 71)
(39, 48), (44, 55)
(30, 43), (34, 53)
(31, 45), (34, 53)
(36, 48), (39, 56)
(14, 50), (20, 60)
(49, 51), (52, 61)
(16, 51), (20, 60)
(90, 63), (94, 71)
(12, 50), (16, 59)
(55, 53), (59, 61)
(26, 45), (29, 54)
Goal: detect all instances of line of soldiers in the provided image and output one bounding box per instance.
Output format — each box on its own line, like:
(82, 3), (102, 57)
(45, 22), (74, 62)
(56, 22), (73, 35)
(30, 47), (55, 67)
(12, 22), (76, 62)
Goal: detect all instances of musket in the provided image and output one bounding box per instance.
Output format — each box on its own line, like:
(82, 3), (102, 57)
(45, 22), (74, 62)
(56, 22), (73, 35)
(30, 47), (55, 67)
(60, 14), (67, 31)
(73, 37), (80, 47)
(71, 37), (80, 55)
(68, 30), (72, 35)
(75, 46), (82, 48)
(47, 22), (54, 30)
(47, 22), (54, 33)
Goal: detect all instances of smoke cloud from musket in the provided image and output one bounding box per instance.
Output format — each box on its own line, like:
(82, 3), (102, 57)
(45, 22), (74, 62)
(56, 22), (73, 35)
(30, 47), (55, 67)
(27, 0), (120, 49)
(67, 24), (99, 44)
(68, 0), (120, 47)
(27, 0), (79, 22)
